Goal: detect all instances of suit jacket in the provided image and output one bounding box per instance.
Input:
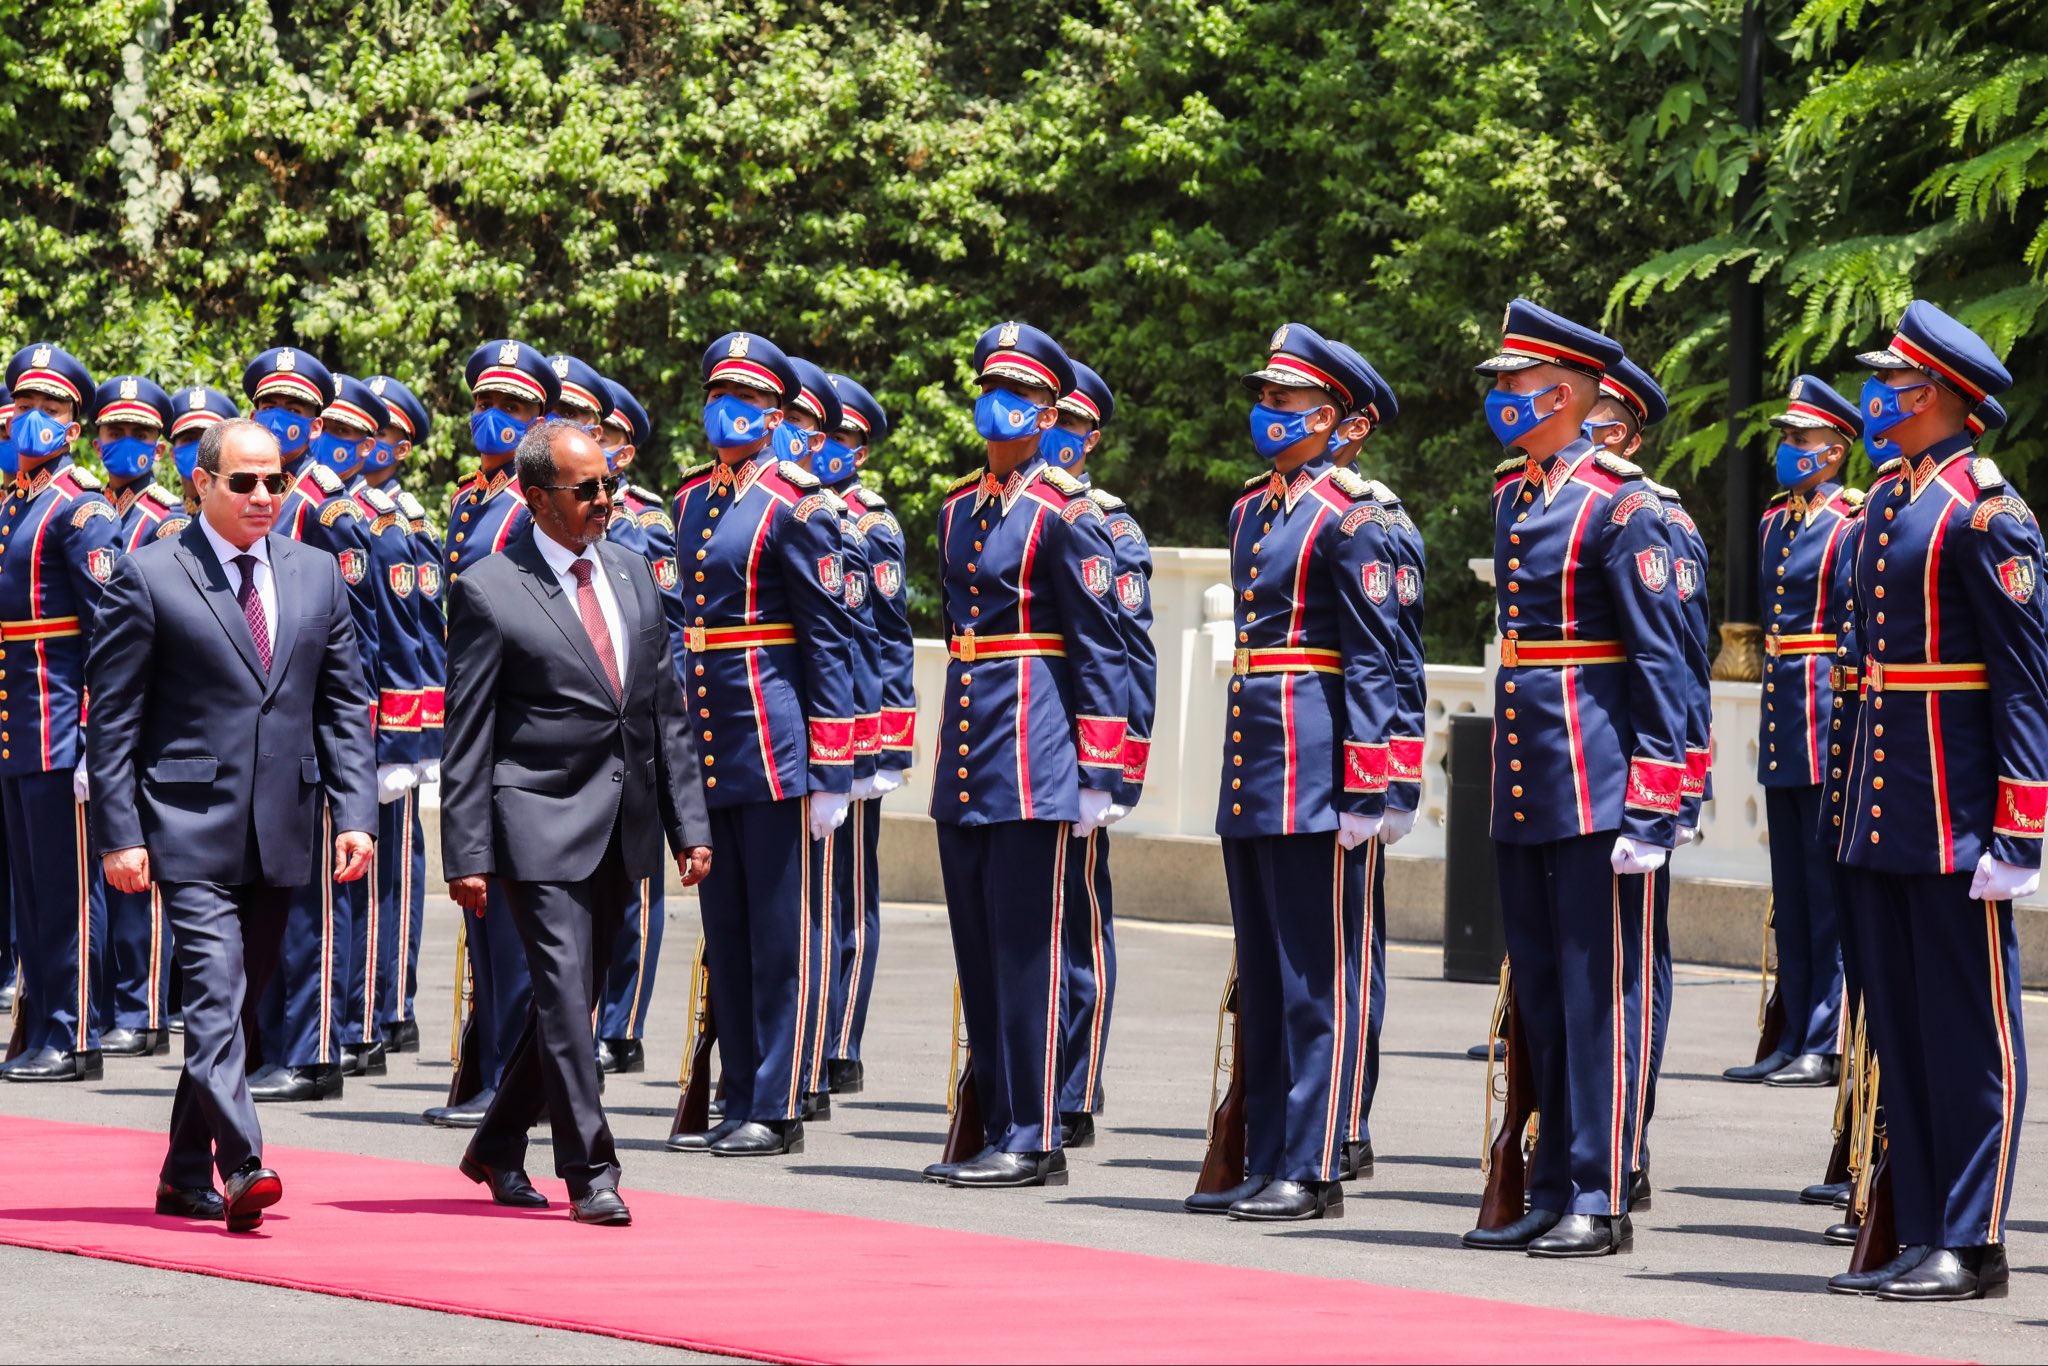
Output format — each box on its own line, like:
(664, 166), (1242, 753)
(440, 528), (709, 884)
(87, 522), (378, 886)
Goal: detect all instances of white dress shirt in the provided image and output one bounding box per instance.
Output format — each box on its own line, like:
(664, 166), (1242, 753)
(533, 528), (629, 685)
(200, 515), (279, 632)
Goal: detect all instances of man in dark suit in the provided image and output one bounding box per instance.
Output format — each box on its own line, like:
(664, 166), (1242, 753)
(442, 419), (711, 1227)
(88, 416), (377, 1233)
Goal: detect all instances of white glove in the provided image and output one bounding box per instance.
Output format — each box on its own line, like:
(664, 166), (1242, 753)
(1969, 852), (2040, 902)
(869, 769), (904, 797)
(416, 761), (441, 786)
(1103, 803), (1130, 827)
(376, 764), (417, 804)
(1675, 824), (1700, 847)
(72, 768), (89, 804)
(1611, 835), (1669, 876)
(1073, 787), (1115, 836)
(849, 774), (878, 801)
(1380, 807), (1417, 846)
(808, 789), (851, 841)
(1336, 812), (1383, 851)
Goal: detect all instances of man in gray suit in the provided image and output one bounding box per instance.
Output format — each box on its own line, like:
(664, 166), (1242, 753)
(442, 420), (711, 1226)
(89, 417), (377, 1233)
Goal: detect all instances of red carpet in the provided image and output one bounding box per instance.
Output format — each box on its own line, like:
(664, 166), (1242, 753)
(0, 1116), (1930, 1364)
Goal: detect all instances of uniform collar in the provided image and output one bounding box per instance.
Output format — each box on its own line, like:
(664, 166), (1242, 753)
(972, 457), (1048, 517)
(108, 478), (142, 515)
(14, 455), (71, 498)
(1907, 431), (1977, 502)
(1790, 478), (1841, 521)
(709, 447), (775, 498)
(1265, 454), (1332, 512)
(1533, 437), (1595, 507)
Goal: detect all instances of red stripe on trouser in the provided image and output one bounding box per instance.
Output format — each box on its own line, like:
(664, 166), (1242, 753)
(361, 843), (379, 1043)
(1633, 871), (1655, 1173)
(395, 791), (414, 1020)
(74, 802), (89, 1050)
(1608, 873), (1625, 1214)
(785, 830), (813, 1115)
(836, 803), (868, 1058)
(1348, 838), (1378, 1140)
(809, 831), (835, 1093)
(1082, 828), (1109, 1108)
(1985, 902), (2018, 1242)
(1042, 835), (1067, 1137)
(1320, 835), (1348, 1178)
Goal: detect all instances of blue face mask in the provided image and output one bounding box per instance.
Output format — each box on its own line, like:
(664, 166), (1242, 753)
(1859, 377), (1928, 450)
(816, 436), (861, 484)
(366, 440), (398, 472)
(1484, 385), (1560, 449)
(1040, 424), (1089, 470)
(98, 435), (159, 481)
(9, 409), (74, 468)
(1774, 439), (1835, 489)
(1581, 419), (1628, 450)
(311, 430), (366, 477)
(173, 438), (201, 483)
(703, 394), (771, 449)
(775, 420), (814, 467)
(253, 404), (312, 458)
(1249, 402), (1326, 461)
(974, 388), (1042, 442)
(470, 405), (529, 458)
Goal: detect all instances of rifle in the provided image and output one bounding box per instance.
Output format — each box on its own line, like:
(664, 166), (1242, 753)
(1192, 961), (1246, 1196)
(1846, 1056), (1899, 1272)
(444, 917), (479, 1106)
(5, 989), (24, 1062)
(1820, 1004), (1864, 1188)
(1476, 958), (1538, 1230)
(941, 982), (983, 1163)
(671, 938), (719, 1135)
(1754, 895), (1785, 1063)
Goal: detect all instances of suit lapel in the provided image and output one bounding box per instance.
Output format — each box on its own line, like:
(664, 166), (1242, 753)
(513, 534), (618, 704)
(174, 523), (266, 683)
(262, 536), (303, 699)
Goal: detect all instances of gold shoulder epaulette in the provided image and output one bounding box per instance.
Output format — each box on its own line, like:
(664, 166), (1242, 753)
(1040, 466), (1085, 496)
(947, 470), (983, 496)
(1086, 486), (1126, 511)
(67, 465), (103, 491)
(309, 464), (345, 495)
(1494, 455), (1526, 477)
(1366, 477), (1399, 504)
(854, 482), (888, 508)
(779, 460), (820, 490)
(1245, 471), (1273, 490)
(1766, 489), (1790, 507)
(821, 488), (849, 515)
(144, 482), (178, 508)
(1328, 466), (1370, 499)
(629, 484), (664, 506)
(1972, 457), (2006, 491)
(679, 460), (715, 486)
(1644, 479), (1679, 501)
(360, 485), (398, 515)
(1874, 456), (1906, 479)
(1593, 451), (1644, 479)
(1841, 486), (1866, 507)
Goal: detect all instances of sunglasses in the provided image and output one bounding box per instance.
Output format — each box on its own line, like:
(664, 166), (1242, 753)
(535, 474), (625, 502)
(221, 471), (291, 496)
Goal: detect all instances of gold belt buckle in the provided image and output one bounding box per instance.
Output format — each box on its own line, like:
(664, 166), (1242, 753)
(1498, 637), (1519, 669)
(686, 624), (706, 653)
(1765, 633), (1782, 658)
(959, 630), (977, 665)
(1865, 660), (1884, 693)
(1233, 647), (1250, 675)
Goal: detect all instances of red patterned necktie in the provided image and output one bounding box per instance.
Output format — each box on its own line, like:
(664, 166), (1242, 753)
(569, 559), (623, 701)
(233, 554), (271, 671)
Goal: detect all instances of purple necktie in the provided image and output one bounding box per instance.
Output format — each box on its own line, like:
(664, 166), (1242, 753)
(569, 560), (623, 701)
(234, 554), (271, 671)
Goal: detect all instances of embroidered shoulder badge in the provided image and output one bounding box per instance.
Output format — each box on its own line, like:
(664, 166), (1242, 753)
(874, 560), (902, 598)
(1635, 545), (1670, 592)
(1108, 516), (1145, 545)
(337, 547), (367, 584)
(1062, 497), (1103, 524)
(1339, 505), (1380, 537)
(1997, 555), (2036, 604)
(319, 498), (359, 526)
(84, 546), (116, 582)
(636, 508), (674, 533)
(155, 515), (189, 540)
(1610, 490), (1661, 526)
(1116, 571), (1145, 611)
(856, 511), (891, 538)
(791, 494), (827, 523)
(1972, 495), (2033, 532)
(1080, 555), (1111, 596)
(71, 501), (117, 528)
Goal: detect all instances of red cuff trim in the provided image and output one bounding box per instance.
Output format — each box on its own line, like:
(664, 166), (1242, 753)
(879, 707), (915, 751)
(1121, 735), (1151, 785)
(1344, 741), (1390, 794)
(809, 717), (855, 765)
(1388, 736), (1424, 783)
(420, 688), (446, 728)
(378, 691), (422, 732)
(1994, 776), (2048, 839)
(1625, 756), (1684, 815)
(854, 713), (882, 757)
(1076, 715), (1128, 769)
(1682, 748), (1711, 798)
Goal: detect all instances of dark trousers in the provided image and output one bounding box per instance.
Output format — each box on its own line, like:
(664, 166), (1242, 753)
(937, 819), (1069, 1154)
(2, 770), (104, 1053)
(1841, 867), (2026, 1248)
(258, 806), (355, 1069)
(374, 790), (425, 1029)
(698, 798), (822, 1124)
(598, 876), (664, 1041)
(1634, 863), (1674, 1174)
(469, 824), (629, 1198)
(159, 881), (289, 1188)
(1764, 785), (1844, 1057)
(1221, 831), (1358, 1184)
(103, 884), (171, 1033)
(343, 815), (385, 1048)
(826, 797), (883, 1063)
(463, 875), (533, 1092)
(1345, 836), (1388, 1145)
(1058, 826), (1117, 1116)
(1496, 833), (1648, 1216)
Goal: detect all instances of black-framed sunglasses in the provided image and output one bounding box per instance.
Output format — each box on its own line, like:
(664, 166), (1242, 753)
(535, 474), (625, 502)
(222, 471), (291, 495)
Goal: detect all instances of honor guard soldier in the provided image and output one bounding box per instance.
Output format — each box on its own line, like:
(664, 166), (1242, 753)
(1823, 302), (2037, 1302)
(363, 375), (437, 1054)
(428, 339), (560, 1127)
(663, 332), (855, 1158)
(243, 353), (384, 1103)
(169, 386), (240, 508)
(1458, 302), (1688, 1257)
(1725, 374), (1865, 1091)
(919, 322), (1129, 1191)
(820, 372), (912, 1092)
(591, 374), (680, 1074)
(93, 374), (187, 1059)
(1325, 341), (1414, 1182)
(1584, 355), (1691, 1207)
(1034, 359), (1149, 1149)
(0, 344), (121, 1083)
(1184, 325), (1398, 1222)
(0, 379), (10, 1020)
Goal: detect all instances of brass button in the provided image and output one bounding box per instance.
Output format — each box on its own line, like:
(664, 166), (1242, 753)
(974, 541), (983, 551)
(970, 606), (980, 617)
(1504, 708), (1516, 720)
(696, 595), (706, 605)
(1508, 606), (1519, 617)
(1874, 724), (1884, 737)
(1516, 513), (1527, 523)
(1870, 832), (1880, 843)
(702, 730), (712, 742)
(1876, 612), (1886, 624)
(1770, 761), (1778, 770)
(1232, 731), (1242, 742)
(960, 673), (972, 685)
(1232, 778), (1241, 790)
(959, 697), (970, 708)
(1238, 632), (1248, 643)
(1514, 811), (1526, 821)
(1507, 733), (1519, 746)
(1251, 543), (1262, 554)
(959, 792), (970, 803)
(1508, 558), (1520, 570)
(1511, 785), (1523, 797)
(1510, 759), (1522, 771)
(958, 720), (969, 732)
(958, 744), (968, 756)
(1243, 590), (1254, 601)
(957, 767), (969, 779)
(1878, 533), (1888, 545)
(699, 709), (710, 719)
(1507, 582), (1519, 595)
(1871, 805), (1882, 817)
(1233, 755), (1242, 766)
(967, 563), (976, 573)
(1874, 777), (1884, 790)
(1246, 612), (1257, 623)
(695, 571), (705, 582)
(1232, 803), (1242, 815)
(1875, 559), (1886, 572)
(707, 777), (716, 788)
(1874, 750), (1885, 762)
(1504, 682), (1516, 694)
(1231, 706), (1240, 717)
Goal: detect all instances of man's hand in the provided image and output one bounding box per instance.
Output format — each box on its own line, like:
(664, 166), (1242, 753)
(808, 790), (851, 841)
(1969, 852), (2039, 902)
(1611, 835), (1668, 876)
(849, 774), (878, 801)
(869, 769), (904, 797)
(448, 874), (490, 914)
(334, 830), (374, 882)
(1336, 811), (1383, 851)
(72, 768), (90, 804)
(1073, 787), (1114, 837)
(678, 846), (712, 887)
(102, 846), (150, 894)
(376, 764), (418, 804)
(1380, 808), (1418, 846)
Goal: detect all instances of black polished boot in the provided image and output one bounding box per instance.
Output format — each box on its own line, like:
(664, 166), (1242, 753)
(1463, 1208), (1563, 1251)
(381, 1019), (419, 1053)
(923, 1145), (995, 1185)
(1228, 1179), (1343, 1221)
(1799, 1178), (1852, 1208)
(1876, 1245), (2008, 1302)
(154, 1182), (224, 1221)
(666, 1118), (744, 1153)
(710, 1120), (805, 1157)
(1763, 1053), (1838, 1088)
(1528, 1213), (1633, 1257)
(804, 1090), (832, 1121)
(1722, 1049), (1792, 1083)
(102, 1027), (166, 1057)
(1185, 1173), (1272, 1215)
(827, 1058), (865, 1093)
(1060, 1113), (1096, 1148)
(251, 1064), (344, 1102)
(942, 1148), (1068, 1189)
(1628, 1169), (1652, 1211)
(1340, 1140), (1375, 1181)
(341, 1040), (387, 1076)
(1822, 1220), (1860, 1246)
(3, 1047), (105, 1082)
(1828, 1244), (1931, 1296)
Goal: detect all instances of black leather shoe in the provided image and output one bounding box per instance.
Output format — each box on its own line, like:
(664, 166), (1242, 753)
(1529, 1213), (1633, 1257)
(1823, 1220), (1860, 1246)
(423, 1090), (495, 1128)
(166, 1012), (185, 1034)
(1340, 1139), (1375, 1181)
(340, 1041), (387, 1077)
(1060, 1112), (1096, 1148)
(1628, 1169), (1652, 1211)
(827, 1058), (865, 1093)
(923, 1145), (995, 1185)
(803, 1090), (832, 1121)
(1877, 1245), (2008, 1301)
(1467, 1040), (1503, 1061)
(251, 1064), (344, 1102)
(154, 1182), (224, 1221)
(1185, 1173), (1272, 1214)
(1229, 1179), (1343, 1221)
(942, 1149), (1068, 1189)
(458, 1153), (548, 1209)
(1799, 1178), (1852, 1207)
(1764, 1053), (1838, 1088)
(222, 1163), (282, 1232)
(1828, 1244), (1931, 1296)
(665, 1118), (744, 1152)
(0, 984), (13, 1012)
(711, 1120), (805, 1157)
(600, 1038), (644, 1074)
(1723, 1049), (1792, 1083)
(1463, 1207), (1564, 1250)
(3, 1046), (104, 1082)
(381, 1019), (419, 1053)
(707, 1098), (725, 1123)
(103, 1028), (167, 1057)
(571, 1188), (631, 1226)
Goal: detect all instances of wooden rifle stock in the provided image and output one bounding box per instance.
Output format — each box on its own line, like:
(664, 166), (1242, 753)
(446, 1015), (481, 1107)
(1476, 979), (1536, 1231)
(1192, 975), (1246, 1196)
(941, 1062), (984, 1164)
(5, 992), (25, 1062)
(672, 943), (719, 1135)
(1755, 983), (1787, 1064)
(1848, 1143), (1897, 1273)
